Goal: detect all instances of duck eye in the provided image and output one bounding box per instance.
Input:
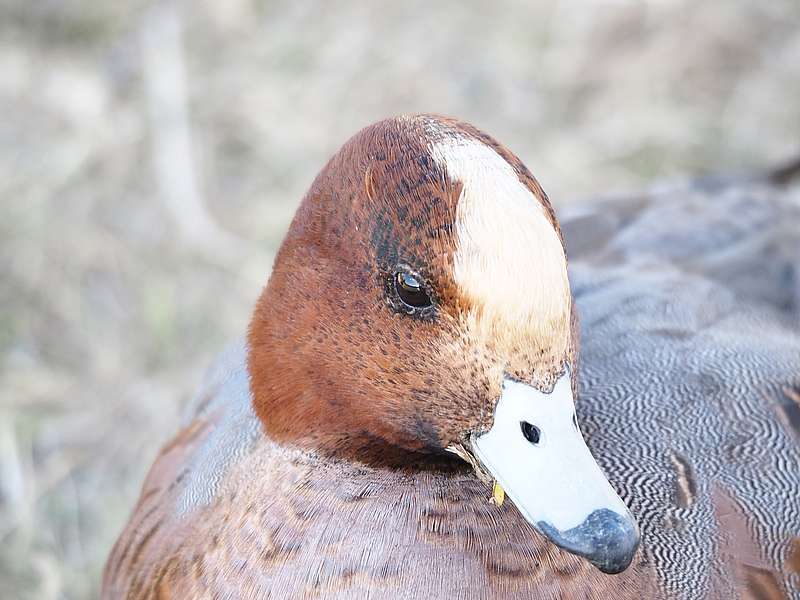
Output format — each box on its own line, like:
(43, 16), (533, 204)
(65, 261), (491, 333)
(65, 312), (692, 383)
(395, 271), (432, 308)
(520, 421), (541, 445)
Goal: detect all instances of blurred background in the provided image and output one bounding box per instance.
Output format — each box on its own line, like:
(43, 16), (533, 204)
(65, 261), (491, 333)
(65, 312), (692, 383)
(1, 1), (798, 597)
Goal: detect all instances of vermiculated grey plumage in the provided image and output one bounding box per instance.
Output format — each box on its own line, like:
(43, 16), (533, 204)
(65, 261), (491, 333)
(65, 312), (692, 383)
(563, 180), (800, 598)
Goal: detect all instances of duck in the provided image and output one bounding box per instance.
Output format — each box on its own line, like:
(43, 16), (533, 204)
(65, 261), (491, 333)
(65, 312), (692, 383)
(102, 114), (800, 599)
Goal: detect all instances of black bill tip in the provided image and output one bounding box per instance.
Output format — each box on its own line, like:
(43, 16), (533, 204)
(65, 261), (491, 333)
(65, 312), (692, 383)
(537, 508), (640, 574)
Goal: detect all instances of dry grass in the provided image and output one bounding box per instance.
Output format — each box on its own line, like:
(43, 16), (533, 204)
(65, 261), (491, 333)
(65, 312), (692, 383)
(1, 1), (798, 598)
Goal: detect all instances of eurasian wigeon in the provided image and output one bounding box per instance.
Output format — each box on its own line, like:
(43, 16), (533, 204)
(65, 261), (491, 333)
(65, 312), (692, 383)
(103, 115), (800, 599)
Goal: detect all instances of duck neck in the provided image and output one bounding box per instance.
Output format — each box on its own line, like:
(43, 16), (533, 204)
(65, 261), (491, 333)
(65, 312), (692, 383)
(247, 250), (452, 467)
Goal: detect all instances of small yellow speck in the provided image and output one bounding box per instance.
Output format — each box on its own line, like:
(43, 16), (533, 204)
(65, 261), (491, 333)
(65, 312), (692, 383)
(492, 481), (505, 506)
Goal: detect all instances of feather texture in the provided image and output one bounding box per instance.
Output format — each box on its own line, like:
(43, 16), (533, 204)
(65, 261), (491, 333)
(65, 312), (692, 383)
(104, 131), (800, 598)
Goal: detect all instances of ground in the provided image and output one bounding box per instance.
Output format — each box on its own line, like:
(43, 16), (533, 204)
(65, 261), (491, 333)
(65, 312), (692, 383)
(1, 1), (799, 598)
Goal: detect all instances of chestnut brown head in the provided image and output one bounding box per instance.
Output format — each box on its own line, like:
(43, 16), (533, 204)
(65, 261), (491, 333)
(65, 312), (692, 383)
(248, 115), (638, 574)
(248, 115), (573, 458)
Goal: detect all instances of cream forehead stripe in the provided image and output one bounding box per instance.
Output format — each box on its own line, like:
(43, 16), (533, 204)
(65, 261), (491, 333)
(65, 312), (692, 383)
(429, 136), (570, 349)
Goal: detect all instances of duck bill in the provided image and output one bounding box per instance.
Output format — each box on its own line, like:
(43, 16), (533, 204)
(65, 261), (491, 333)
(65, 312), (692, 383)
(470, 372), (640, 574)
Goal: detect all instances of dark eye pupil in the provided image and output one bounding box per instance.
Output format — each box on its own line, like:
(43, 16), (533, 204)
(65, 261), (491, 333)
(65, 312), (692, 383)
(520, 421), (541, 445)
(395, 272), (432, 308)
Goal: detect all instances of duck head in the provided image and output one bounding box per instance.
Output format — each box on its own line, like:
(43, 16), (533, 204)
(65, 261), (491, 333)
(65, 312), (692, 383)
(248, 115), (639, 574)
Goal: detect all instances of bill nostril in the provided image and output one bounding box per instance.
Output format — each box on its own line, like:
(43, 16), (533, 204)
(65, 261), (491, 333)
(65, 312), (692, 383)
(520, 421), (541, 445)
